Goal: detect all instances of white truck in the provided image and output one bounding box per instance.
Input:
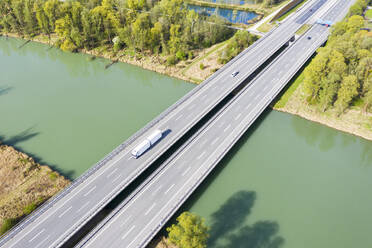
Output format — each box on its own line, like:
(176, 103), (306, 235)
(131, 129), (163, 158)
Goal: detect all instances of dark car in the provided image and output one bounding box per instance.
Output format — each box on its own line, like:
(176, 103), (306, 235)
(231, 71), (239, 77)
(307, 36), (311, 40)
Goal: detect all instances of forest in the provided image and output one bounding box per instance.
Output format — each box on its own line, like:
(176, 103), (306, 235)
(0, 0), (260, 65)
(303, 0), (372, 114)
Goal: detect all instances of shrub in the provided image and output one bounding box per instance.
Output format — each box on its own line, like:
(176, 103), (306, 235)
(49, 172), (58, 181)
(176, 50), (186, 61)
(187, 51), (194, 60)
(200, 63), (205, 70)
(167, 55), (178, 65)
(23, 203), (37, 215)
(0, 218), (16, 235)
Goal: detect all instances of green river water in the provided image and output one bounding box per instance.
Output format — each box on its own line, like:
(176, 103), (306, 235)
(1, 37), (372, 248)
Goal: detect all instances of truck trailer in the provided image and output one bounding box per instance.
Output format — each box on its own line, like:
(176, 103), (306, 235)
(131, 129), (163, 158)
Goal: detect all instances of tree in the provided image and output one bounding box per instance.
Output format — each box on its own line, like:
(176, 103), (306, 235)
(167, 212), (209, 248)
(44, 0), (61, 31)
(131, 12), (151, 52)
(334, 75), (359, 114)
(35, 0), (52, 41)
(23, 0), (38, 36)
(168, 24), (182, 54)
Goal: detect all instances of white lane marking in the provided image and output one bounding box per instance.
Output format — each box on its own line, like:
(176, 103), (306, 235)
(106, 168), (118, 178)
(211, 137), (219, 145)
(121, 225), (135, 240)
(28, 228), (45, 242)
(34, 235), (50, 248)
(245, 103), (252, 110)
(177, 161), (185, 169)
(219, 121), (225, 128)
(77, 201), (90, 213)
(144, 203), (157, 216)
(200, 139), (208, 147)
(254, 94), (261, 101)
(119, 215), (132, 227)
(224, 124), (231, 133)
(234, 113), (242, 120)
(58, 206), (72, 218)
(197, 151), (206, 160)
(83, 186), (97, 197)
(263, 85), (269, 91)
(152, 185), (163, 196)
(188, 104), (195, 110)
(175, 114), (183, 121)
(182, 167), (192, 176)
(112, 174), (121, 183)
(164, 184), (175, 195)
(126, 156), (132, 161)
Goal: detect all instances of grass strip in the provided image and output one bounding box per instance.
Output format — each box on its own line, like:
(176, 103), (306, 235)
(277, 0), (309, 22)
(274, 70), (305, 109)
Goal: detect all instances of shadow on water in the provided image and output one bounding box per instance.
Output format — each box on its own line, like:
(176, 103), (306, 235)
(0, 128), (75, 179)
(208, 190), (256, 246)
(221, 220), (284, 248)
(0, 86), (12, 96)
(0, 127), (39, 147)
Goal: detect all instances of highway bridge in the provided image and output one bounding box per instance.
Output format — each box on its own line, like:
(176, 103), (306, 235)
(0, 0), (337, 247)
(75, 0), (354, 247)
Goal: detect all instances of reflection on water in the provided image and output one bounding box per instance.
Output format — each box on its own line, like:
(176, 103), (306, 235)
(290, 114), (372, 166)
(188, 4), (258, 24)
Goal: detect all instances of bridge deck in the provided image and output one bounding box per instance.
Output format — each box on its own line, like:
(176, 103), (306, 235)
(76, 0), (354, 247)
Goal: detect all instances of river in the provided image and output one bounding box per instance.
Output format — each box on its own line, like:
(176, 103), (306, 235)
(1, 37), (372, 247)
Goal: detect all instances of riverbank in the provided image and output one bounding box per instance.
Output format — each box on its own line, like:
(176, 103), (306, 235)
(273, 77), (372, 142)
(148, 237), (177, 248)
(2, 33), (227, 84)
(0, 143), (70, 235)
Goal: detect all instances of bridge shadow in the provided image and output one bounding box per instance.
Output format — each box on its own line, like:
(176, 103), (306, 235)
(180, 107), (272, 211)
(159, 108), (276, 237)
